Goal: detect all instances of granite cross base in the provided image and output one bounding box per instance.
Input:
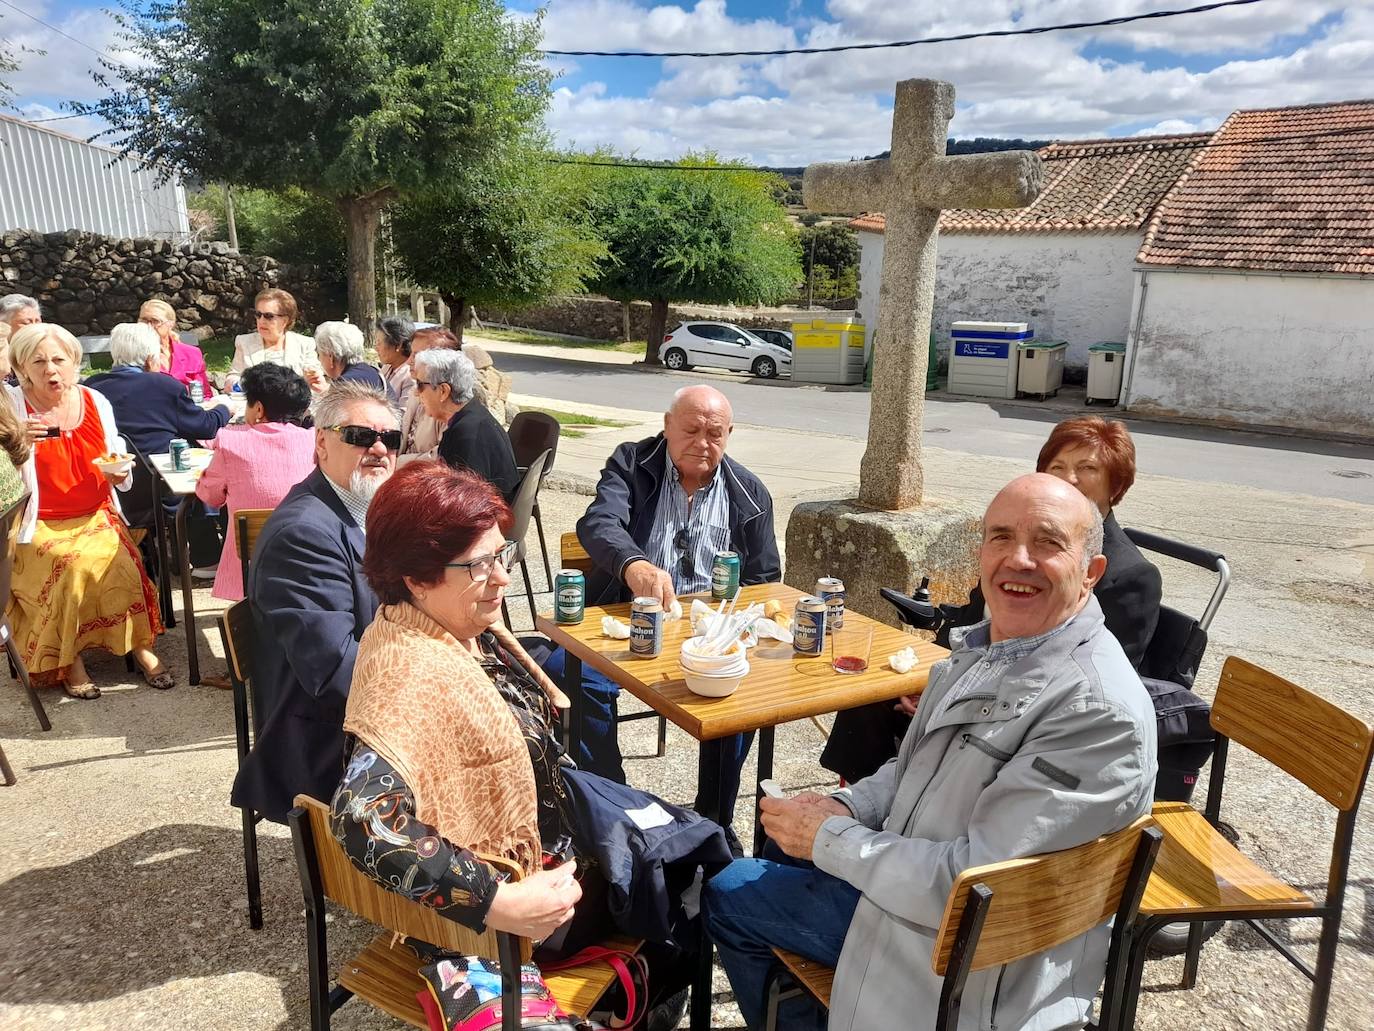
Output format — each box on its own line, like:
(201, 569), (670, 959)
(784, 498), (983, 631)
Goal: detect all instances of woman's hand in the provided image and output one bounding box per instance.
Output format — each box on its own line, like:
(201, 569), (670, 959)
(485, 862), (582, 940)
(24, 416), (51, 445)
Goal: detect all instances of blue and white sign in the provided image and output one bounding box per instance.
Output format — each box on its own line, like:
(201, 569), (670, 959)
(948, 320), (1032, 400)
(954, 340), (1010, 359)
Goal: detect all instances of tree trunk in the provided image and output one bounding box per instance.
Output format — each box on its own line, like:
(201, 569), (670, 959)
(620, 299), (632, 342)
(643, 298), (669, 366)
(337, 190), (394, 328)
(440, 291), (468, 346)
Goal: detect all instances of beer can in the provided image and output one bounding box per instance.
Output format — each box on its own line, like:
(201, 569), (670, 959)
(629, 597), (664, 657)
(815, 577), (846, 632)
(793, 596), (827, 656)
(554, 570), (585, 625)
(711, 551), (741, 600)
(170, 438), (189, 472)
(189, 379), (204, 404)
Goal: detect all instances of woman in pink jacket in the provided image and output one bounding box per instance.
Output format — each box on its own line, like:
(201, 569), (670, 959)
(195, 362), (316, 601)
(139, 299), (214, 396)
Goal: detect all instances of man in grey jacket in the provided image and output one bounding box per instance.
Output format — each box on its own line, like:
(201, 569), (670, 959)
(704, 473), (1157, 1030)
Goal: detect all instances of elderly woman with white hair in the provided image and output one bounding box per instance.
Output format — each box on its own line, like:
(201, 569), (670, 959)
(415, 347), (520, 502)
(314, 320), (386, 393)
(5, 323), (170, 698)
(0, 293), (42, 336)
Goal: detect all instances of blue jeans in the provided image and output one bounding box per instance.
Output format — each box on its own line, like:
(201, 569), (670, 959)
(704, 850), (860, 1030)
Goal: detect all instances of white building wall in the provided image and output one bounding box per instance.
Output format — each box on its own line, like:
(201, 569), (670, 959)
(1125, 269), (1374, 437)
(0, 115), (189, 240)
(853, 229), (1141, 368)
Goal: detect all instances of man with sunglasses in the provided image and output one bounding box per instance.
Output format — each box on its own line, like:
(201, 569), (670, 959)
(232, 381), (402, 824)
(545, 385), (780, 847)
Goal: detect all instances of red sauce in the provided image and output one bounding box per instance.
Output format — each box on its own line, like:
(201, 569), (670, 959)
(832, 656), (868, 673)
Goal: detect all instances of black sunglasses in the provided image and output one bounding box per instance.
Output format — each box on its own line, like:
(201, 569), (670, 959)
(253, 310), (286, 321)
(673, 528), (693, 579)
(324, 424), (402, 451)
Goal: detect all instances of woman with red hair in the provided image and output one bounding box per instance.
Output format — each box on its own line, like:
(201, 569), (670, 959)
(822, 415), (1162, 783)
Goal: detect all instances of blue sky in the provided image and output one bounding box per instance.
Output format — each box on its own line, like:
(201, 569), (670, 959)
(5, 1), (1372, 165)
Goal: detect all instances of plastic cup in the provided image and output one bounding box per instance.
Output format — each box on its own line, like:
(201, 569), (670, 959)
(830, 624), (873, 675)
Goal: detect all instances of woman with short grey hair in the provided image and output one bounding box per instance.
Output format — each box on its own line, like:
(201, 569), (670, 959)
(414, 348), (519, 501)
(314, 320), (386, 393)
(0, 294), (41, 335)
(108, 321), (163, 370)
(374, 314), (416, 407)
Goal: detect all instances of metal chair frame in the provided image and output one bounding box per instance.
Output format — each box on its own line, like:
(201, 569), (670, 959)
(220, 599), (265, 930)
(1, 491), (48, 785)
(500, 449), (552, 633)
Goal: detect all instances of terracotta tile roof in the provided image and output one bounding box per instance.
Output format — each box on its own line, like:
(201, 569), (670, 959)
(1137, 100), (1374, 274)
(847, 133), (1208, 236)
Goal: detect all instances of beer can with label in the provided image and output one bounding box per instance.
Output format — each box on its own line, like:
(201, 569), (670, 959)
(170, 438), (189, 472)
(815, 577), (846, 632)
(793, 596), (827, 656)
(629, 597), (664, 657)
(711, 551), (741, 600)
(554, 570), (585, 625)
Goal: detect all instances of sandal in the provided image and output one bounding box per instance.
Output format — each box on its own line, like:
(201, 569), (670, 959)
(138, 660), (176, 691)
(63, 681), (101, 700)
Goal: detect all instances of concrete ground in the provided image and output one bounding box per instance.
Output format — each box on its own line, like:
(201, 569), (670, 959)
(2, 413), (1372, 1030)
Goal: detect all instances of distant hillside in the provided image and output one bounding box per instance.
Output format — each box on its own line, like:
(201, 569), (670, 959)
(765, 137), (1052, 177)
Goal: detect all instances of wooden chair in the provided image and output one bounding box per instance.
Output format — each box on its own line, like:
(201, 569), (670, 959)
(500, 450), (552, 633)
(288, 795), (635, 1030)
(1115, 656), (1374, 1031)
(219, 599), (265, 929)
(508, 411), (561, 585)
(1, 492), (48, 787)
(234, 508), (275, 595)
(765, 816), (1163, 1031)
(559, 533), (666, 759)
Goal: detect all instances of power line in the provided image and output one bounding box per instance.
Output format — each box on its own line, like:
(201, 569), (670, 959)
(545, 0), (1270, 57)
(0, 0), (110, 61)
(25, 112), (86, 124)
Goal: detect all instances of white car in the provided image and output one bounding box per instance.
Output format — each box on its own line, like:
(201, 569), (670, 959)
(658, 321), (793, 379)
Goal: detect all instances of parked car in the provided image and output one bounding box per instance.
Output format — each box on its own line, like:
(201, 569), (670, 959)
(749, 328), (793, 352)
(658, 321), (793, 379)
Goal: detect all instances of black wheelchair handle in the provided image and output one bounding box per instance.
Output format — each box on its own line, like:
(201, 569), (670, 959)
(1123, 526), (1226, 572)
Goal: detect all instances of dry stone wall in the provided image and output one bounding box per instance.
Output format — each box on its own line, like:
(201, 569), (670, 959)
(0, 228), (341, 336)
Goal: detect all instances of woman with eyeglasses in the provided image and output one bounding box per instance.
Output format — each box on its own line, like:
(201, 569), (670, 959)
(137, 299), (213, 397)
(414, 347), (520, 503)
(227, 288), (321, 391)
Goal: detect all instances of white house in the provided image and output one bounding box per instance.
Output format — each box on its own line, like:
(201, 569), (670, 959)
(851, 133), (1207, 370)
(1124, 99), (1374, 438)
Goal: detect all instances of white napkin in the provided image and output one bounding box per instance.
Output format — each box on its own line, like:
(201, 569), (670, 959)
(601, 615), (631, 640)
(666, 598), (684, 621)
(889, 646), (918, 674)
(754, 617), (793, 645)
(689, 598), (715, 634)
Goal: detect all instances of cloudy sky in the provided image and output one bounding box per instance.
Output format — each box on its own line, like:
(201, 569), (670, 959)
(5, 0), (1372, 166)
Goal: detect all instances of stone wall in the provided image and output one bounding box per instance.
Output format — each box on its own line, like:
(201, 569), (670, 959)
(486, 295), (827, 341)
(0, 228), (342, 337)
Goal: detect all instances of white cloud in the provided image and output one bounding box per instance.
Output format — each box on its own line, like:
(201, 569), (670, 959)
(3, 4), (132, 104)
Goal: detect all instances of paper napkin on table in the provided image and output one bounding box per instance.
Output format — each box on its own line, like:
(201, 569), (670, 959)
(601, 616), (631, 640)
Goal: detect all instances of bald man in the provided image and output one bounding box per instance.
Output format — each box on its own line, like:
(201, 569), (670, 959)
(552, 385), (779, 839)
(705, 474), (1156, 1031)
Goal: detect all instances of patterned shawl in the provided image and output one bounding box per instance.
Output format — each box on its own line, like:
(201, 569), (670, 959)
(343, 602), (565, 876)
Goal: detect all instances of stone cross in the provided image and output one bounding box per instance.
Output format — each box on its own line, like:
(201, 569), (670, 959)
(804, 79), (1044, 510)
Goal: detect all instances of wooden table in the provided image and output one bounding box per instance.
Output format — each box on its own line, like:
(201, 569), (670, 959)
(150, 450), (214, 685)
(537, 582), (948, 1031)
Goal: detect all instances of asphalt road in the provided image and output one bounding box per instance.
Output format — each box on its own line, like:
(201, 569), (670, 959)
(497, 350), (1374, 503)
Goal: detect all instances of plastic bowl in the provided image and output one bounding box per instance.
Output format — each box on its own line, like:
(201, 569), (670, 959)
(681, 661), (749, 698)
(92, 455), (134, 476)
(681, 636), (747, 674)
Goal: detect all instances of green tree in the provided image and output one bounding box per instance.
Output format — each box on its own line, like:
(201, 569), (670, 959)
(800, 221), (860, 280)
(581, 157), (801, 364)
(79, 0), (549, 326)
(390, 144), (605, 345)
(189, 185), (349, 280)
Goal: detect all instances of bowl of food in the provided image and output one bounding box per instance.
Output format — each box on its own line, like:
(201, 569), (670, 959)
(681, 636), (748, 675)
(92, 452), (135, 476)
(681, 660), (749, 698)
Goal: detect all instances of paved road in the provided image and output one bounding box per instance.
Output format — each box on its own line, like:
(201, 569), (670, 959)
(495, 349), (1374, 503)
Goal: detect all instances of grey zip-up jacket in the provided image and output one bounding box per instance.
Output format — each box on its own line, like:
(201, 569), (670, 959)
(815, 596), (1157, 1031)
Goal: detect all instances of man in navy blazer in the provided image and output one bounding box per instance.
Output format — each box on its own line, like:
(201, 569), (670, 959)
(231, 381), (399, 824)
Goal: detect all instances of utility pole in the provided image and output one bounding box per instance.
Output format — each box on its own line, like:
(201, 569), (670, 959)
(222, 184), (239, 251)
(807, 231), (816, 308)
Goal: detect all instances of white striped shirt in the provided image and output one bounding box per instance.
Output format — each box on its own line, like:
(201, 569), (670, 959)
(645, 452), (732, 595)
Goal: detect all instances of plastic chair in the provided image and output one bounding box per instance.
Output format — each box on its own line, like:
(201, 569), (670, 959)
(287, 795), (636, 1030)
(1114, 656), (1374, 1031)
(765, 816), (1163, 1031)
(219, 600), (265, 929)
(507, 412), (560, 584)
(501, 449), (552, 633)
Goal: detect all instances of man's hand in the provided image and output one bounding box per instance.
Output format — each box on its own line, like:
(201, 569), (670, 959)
(894, 693), (920, 717)
(759, 795), (849, 861)
(623, 559), (675, 608)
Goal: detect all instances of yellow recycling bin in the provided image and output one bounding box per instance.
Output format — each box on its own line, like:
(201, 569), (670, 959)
(789, 316), (867, 385)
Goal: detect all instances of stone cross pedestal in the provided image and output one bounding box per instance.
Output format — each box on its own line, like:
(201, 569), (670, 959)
(785, 80), (1044, 625)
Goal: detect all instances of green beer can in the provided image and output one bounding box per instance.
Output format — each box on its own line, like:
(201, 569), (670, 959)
(554, 569), (585, 624)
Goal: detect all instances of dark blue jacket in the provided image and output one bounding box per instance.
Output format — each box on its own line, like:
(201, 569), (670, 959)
(231, 468), (378, 823)
(575, 434), (780, 606)
(85, 365), (231, 458)
(338, 362), (387, 392)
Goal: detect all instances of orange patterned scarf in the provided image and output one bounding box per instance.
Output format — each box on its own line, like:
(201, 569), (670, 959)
(343, 603), (563, 876)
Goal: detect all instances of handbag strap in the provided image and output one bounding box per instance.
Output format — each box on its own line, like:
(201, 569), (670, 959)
(541, 947), (649, 1029)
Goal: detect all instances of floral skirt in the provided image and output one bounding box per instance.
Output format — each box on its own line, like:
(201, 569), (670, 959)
(6, 506), (164, 686)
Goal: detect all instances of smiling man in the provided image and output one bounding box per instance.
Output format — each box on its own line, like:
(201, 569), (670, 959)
(231, 381), (401, 824)
(704, 473), (1157, 1031)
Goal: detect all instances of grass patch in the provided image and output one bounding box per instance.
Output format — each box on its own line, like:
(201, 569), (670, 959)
(523, 405), (631, 440)
(473, 327), (646, 356)
(201, 336), (236, 373)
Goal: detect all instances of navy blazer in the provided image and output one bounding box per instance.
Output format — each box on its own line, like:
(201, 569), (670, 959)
(575, 434), (781, 606)
(85, 365), (231, 459)
(338, 362), (387, 392)
(231, 468), (379, 824)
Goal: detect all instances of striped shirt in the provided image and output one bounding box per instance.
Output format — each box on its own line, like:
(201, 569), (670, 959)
(644, 452), (732, 596)
(928, 612), (1079, 724)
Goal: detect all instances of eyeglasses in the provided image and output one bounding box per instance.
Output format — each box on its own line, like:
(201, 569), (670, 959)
(413, 380), (432, 391)
(673, 527), (693, 579)
(323, 424), (402, 451)
(139, 316), (171, 327)
(253, 310), (286, 322)
(446, 541), (518, 583)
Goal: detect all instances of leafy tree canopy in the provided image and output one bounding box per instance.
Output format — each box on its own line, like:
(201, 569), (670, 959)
(800, 221), (859, 279)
